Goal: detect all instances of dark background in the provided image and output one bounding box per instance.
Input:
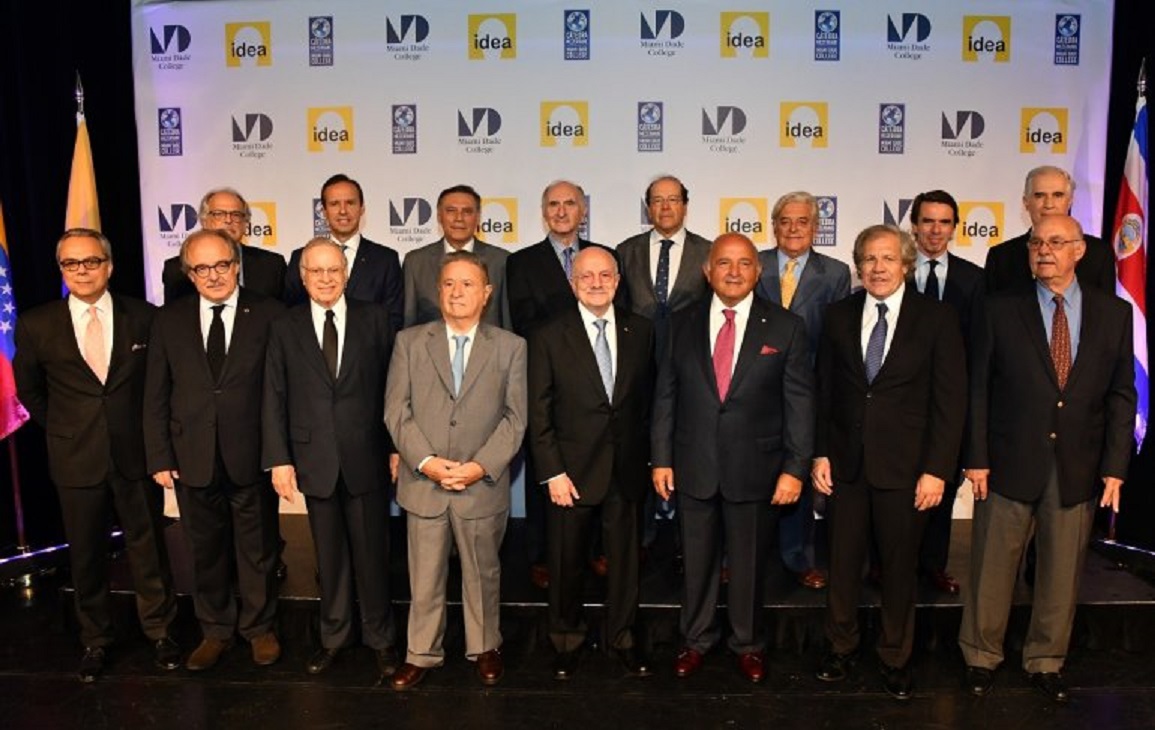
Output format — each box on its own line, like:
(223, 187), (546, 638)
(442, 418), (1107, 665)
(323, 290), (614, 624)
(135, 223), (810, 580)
(1, 2), (1153, 551)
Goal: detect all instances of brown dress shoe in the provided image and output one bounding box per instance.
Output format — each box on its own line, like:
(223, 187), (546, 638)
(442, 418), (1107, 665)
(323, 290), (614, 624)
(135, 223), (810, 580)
(925, 569), (960, 595)
(186, 638), (233, 671)
(590, 555), (609, 578)
(391, 662), (428, 691)
(529, 563), (550, 590)
(737, 651), (766, 683)
(796, 568), (828, 590)
(674, 647), (704, 678)
(476, 649), (504, 686)
(250, 633), (281, 666)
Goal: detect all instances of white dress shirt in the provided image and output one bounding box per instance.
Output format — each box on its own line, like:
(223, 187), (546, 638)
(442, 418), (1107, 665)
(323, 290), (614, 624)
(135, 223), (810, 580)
(577, 302), (617, 376)
(914, 251), (949, 300)
(444, 320), (480, 371)
(649, 227), (686, 290)
(860, 282), (906, 364)
(309, 295), (348, 374)
(333, 232), (361, 277)
(708, 291), (754, 377)
(199, 287), (240, 352)
(68, 290), (113, 370)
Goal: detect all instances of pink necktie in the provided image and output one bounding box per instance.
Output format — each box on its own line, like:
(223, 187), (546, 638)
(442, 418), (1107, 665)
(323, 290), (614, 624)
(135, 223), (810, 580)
(84, 305), (107, 383)
(713, 308), (736, 400)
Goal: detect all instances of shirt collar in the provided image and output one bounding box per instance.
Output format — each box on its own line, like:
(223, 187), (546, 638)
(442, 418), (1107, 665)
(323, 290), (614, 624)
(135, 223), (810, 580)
(867, 281), (907, 311)
(199, 286), (240, 313)
(310, 294), (347, 321)
(332, 232), (362, 257)
(577, 302), (615, 328)
(650, 228), (686, 246)
(444, 238), (476, 254)
(445, 320), (480, 341)
(68, 290), (112, 318)
(710, 291), (754, 318)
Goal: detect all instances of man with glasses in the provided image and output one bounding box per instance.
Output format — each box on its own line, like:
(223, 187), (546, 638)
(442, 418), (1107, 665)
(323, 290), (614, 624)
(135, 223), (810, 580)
(15, 229), (179, 682)
(162, 187), (287, 302)
(143, 229), (285, 672)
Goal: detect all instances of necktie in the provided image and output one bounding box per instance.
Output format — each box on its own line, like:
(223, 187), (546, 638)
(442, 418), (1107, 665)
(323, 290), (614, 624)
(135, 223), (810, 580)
(924, 259), (940, 301)
(207, 304), (226, 382)
(83, 305), (107, 384)
(1051, 295), (1071, 389)
(655, 239), (674, 309)
(562, 246), (575, 280)
(452, 334), (469, 395)
(864, 302), (888, 383)
(781, 258), (798, 309)
(323, 310), (338, 379)
(713, 309), (736, 400)
(593, 319), (614, 400)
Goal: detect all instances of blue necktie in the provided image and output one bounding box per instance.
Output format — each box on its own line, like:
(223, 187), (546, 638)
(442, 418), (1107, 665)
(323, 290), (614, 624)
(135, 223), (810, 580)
(864, 302), (888, 383)
(924, 259), (940, 301)
(594, 319), (613, 400)
(655, 239), (674, 310)
(562, 246), (575, 280)
(452, 334), (469, 395)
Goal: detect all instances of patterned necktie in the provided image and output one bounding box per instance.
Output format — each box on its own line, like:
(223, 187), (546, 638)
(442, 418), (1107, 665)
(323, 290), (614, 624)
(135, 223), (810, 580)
(924, 259), (940, 301)
(322, 310), (338, 379)
(452, 334), (469, 395)
(83, 305), (107, 383)
(562, 246), (575, 280)
(864, 302), (888, 383)
(1051, 295), (1071, 389)
(655, 239), (674, 309)
(781, 258), (798, 309)
(713, 309), (736, 400)
(593, 319), (614, 400)
(207, 304), (226, 382)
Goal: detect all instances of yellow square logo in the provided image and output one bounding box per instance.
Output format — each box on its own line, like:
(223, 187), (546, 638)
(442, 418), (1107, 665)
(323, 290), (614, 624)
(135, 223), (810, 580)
(957, 201), (1004, 247)
(719, 198), (768, 244)
(225, 22), (272, 67)
(540, 101), (589, 147)
(478, 198), (518, 244)
(1020, 108), (1069, 153)
(468, 14), (517, 59)
(247, 202), (277, 248)
(780, 102), (829, 148)
(720, 12), (769, 58)
(307, 107), (355, 152)
(962, 16), (1011, 63)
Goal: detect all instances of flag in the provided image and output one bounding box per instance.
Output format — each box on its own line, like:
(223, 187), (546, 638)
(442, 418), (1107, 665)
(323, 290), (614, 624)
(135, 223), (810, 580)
(65, 109), (101, 232)
(1112, 66), (1148, 451)
(0, 201), (31, 440)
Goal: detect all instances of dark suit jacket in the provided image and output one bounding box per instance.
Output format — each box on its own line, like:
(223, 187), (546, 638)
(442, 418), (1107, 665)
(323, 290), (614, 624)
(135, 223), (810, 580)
(402, 239), (510, 328)
(756, 248), (851, 362)
(908, 252), (985, 350)
(984, 230), (1116, 295)
(616, 230), (712, 319)
(816, 289), (966, 489)
(527, 306), (655, 504)
(262, 298), (395, 498)
(506, 238), (618, 337)
(284, 236), (404, 332)
(967, 284), (1135, 506)
(143, 288), (284, 487)
(651, 296), (814, 502)
(14, 294), (155, 488)
(163, 245), (286, 303)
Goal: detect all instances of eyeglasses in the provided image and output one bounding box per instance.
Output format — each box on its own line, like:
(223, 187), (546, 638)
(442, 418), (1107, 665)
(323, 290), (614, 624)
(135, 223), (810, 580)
(1027, 237), (1082, 250)
(303, 266), (345, 278)
(647, 196), (685, 207)
(189, 259), (237, 278)
(58, 257), (109, 272)
(575, 271), (617, 285)
(206, 209), (250, 222)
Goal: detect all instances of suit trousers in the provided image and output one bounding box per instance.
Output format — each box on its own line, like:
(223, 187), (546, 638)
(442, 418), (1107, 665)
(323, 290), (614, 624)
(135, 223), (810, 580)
(778, 478), (818, 573)
(56, 473), (176, 647)
(174, 468), (278, 641)
(679, 493), (774, 655)
(825, 479), (928, 668)
(547, 491), (641, 653)
(918, 478), (961, 574)
(304, 478), (395, 651)
(959, 468), (1095, 673)
(405, 508), (508, 667)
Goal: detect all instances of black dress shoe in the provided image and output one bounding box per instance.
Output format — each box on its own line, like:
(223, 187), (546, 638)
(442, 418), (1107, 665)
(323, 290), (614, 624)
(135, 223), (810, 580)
(153, 636), (181, 671)
(306, 647), (341, 675)
(611, 646), (652, 677)
(816, 651), (855, 682)
(1028, 671), (1069, 703)
(552, 649), (581, 680)
(78, 647), (106, 683)
(880, 662), (913, 701)
(376, 646), (400, 677)
(965, 666), (994, 697)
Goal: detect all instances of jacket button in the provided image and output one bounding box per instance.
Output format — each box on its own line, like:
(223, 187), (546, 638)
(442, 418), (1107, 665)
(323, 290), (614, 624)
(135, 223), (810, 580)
(450, 420), (457, 427)
(1049, 432), (1057, 440)
(1056, 401), (1064, 408)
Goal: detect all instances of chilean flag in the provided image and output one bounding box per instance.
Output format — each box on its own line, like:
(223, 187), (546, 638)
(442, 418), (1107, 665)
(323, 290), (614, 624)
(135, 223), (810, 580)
(1112, 70), (1148, 451)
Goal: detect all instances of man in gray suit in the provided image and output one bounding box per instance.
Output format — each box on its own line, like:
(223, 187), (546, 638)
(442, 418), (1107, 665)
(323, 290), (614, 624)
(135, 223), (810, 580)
(386, 250), (527, 690)
(402, 184), (509, 328)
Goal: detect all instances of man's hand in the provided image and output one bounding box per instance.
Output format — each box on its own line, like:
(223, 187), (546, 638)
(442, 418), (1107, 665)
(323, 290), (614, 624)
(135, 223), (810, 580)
(914, 473), (945, 511)
(811, 457), (833, 496)
(389, 453), (400, 483)
(151, 470), (179, 490)
(1100, 476), (1123, 513)
(441, 461), (486, 491)
(771, 473), (803, 505)
(548, 474), (581, 507)
(271, 464), (300, 504)
(420, 456), (461, 484)
(964, 468), (989, 501)
(652, 467), (675, 501)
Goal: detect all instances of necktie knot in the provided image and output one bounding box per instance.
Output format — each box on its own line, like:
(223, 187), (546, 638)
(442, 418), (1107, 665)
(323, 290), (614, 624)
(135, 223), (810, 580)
(927, 259), (937, 271)
(785, 259), (797, 274)
(876, 302), (888, 318)
(211, 303), (225, 319)
(660, 239), (674, 251)
(723, 308), (736, 323)
(594, 318), (608, 334)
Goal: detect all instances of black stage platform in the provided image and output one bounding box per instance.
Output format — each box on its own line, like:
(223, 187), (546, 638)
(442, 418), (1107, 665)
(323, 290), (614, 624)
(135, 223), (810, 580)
(2, 516), (1155, 729)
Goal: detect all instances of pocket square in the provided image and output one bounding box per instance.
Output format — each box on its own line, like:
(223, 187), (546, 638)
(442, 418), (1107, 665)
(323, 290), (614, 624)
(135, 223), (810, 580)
(760, 345), (778, 355)
(131, 343), (148, 352)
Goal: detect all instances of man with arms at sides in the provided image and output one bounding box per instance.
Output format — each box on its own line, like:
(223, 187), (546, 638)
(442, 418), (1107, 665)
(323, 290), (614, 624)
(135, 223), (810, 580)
(162, 187), (286, 303)
(144, 229), (284, 671)
(403, 184), (509, 328)
(528, 247), (655, 681)
(506, 180), (616, 590)
(652, 233), (814, 684)
(812, 225), (965, 700)
(386, 251), (527, 690)
(755, 191), (852, 591)
(284, 174), (404, 331)
(905, 189), (984, 595)
(15, 229), (179, 681)
(263, 238), (399, 681)
(985, 165), (1115, 294)
(960, 215), (1134, 703)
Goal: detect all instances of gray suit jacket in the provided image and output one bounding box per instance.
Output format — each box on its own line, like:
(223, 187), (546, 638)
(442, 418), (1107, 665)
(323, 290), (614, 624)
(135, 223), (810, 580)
(402, 239), (510, 329)
(617, 230), (712, 319)
(386, 321), (527, 519)
(756, 248), (851, 362)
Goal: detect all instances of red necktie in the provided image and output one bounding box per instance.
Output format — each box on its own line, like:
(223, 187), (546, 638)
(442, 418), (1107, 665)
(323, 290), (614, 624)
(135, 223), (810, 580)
(1051, 295), (1071, 389)
(713, 308), (736, 400)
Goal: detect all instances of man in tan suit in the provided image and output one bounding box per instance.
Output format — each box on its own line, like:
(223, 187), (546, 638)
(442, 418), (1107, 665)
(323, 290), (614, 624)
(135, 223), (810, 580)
(385, 250), (527, 690)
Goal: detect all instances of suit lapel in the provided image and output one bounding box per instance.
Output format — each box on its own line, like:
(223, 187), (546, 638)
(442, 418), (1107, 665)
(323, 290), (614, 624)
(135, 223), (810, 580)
(670, 237), (701, 298)
(760, 250), (782, 305)
(291, 305), (334, 386)
(611, 311), (638, 405)
(180, 296), (216, 383)
(727, 300), (768, 397)
(458, 324), (493, 399)
(55, 301), (102, 384)
(563, 312), (611, 404)
(424, 323), (455, 395)
(693, 302), (722, 400)
(791, 253), (821, 310)
(1016, 291), (1060, 389)
(1063, 291), (1096, 391)
(105, 295), (134, 389)
(846, 291), (869, 382)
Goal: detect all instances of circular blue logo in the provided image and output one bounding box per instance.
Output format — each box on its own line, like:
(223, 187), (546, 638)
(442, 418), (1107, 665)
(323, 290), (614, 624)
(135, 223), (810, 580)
(817, 197), (835, 219)
(394, 106), (415, 127)
(639, 103), (662, 124)
(311, 18), (331, 39)
(881, 105), (904, 126)
(1057, 16), (1079, 37)
(159, 109), (181, 128)
(566, 12), (588, 33)
(817, 12), (839, 34)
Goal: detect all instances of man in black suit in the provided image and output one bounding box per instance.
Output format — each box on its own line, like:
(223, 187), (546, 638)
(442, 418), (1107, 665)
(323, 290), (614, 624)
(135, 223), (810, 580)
(960, 215), (1135, 703)
(284, 174), (404, 331)
(812, 225), (966, 700)
(652, 233), (814, 684)
(14, 229), (179, 682)
(528, 246), (655, 681)
(144, 229), (283, 671)
(263, 238), (399, 681)
(906, 190), (985, 595)
(162, 187), (287, 303)
(984, 165), (1116, 294)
